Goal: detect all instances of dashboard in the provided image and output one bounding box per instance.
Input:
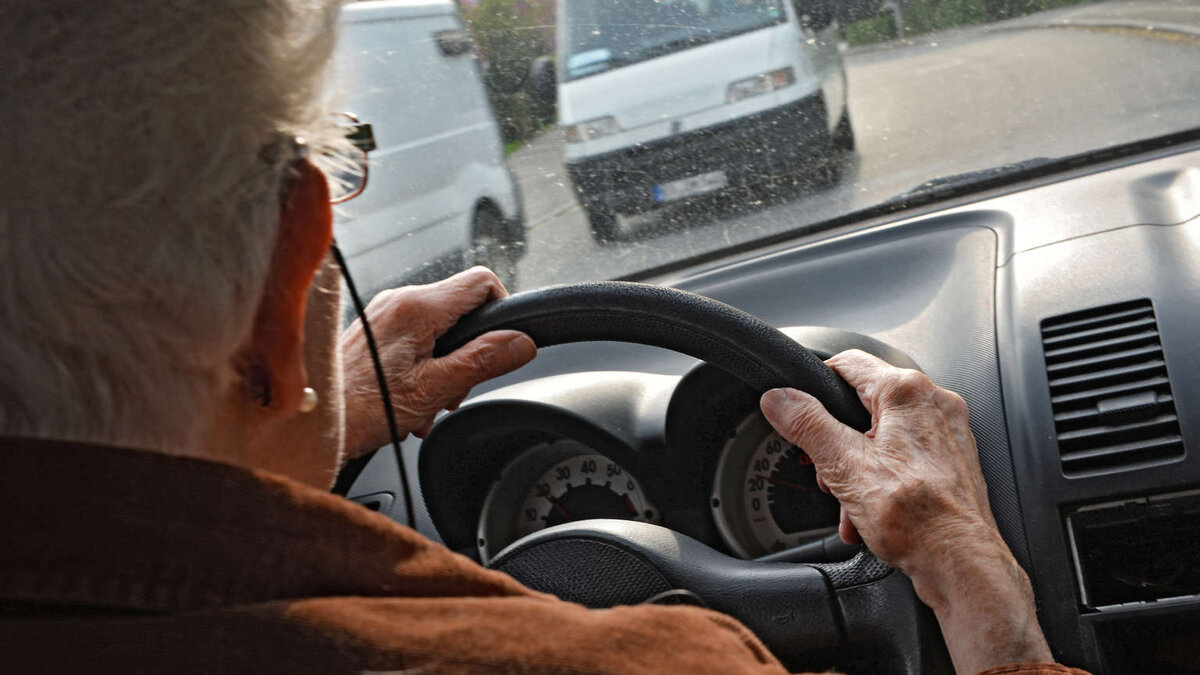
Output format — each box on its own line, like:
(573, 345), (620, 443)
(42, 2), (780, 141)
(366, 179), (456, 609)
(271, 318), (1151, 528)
(345, 138), (1200, 674)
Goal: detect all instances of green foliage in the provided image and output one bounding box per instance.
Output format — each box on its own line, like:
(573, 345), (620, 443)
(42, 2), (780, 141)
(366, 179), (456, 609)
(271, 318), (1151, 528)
(495, 92), (536, 141)
(981, 0), (1090, 21)
(842, 0), (1090, 46)
(844, 11), (899, 46)
(904, 0), (987, 35)
(463, 0), (555, 142)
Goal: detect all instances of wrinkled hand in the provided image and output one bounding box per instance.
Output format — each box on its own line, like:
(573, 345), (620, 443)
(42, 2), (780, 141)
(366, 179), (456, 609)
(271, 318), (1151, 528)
(340, 267), (537, 457)
(759, 349), (998, 576)
(760, 350), (1054, 673)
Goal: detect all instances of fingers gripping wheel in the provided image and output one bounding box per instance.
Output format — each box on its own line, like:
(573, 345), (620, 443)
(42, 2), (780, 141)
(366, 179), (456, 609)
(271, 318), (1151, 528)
(433, 281), (871, 431)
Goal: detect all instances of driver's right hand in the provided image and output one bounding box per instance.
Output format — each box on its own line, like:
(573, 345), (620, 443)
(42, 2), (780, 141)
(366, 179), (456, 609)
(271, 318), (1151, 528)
(759, 350), (1055, 674)
(758, 349), (999, 576)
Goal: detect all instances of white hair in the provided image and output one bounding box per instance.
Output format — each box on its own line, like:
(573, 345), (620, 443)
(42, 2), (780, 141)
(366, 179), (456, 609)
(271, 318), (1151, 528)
(0, 0), (346, 452)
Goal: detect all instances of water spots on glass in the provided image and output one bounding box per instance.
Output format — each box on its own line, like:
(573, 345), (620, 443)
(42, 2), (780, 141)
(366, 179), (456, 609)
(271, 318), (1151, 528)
(325, 0), (1200, 289)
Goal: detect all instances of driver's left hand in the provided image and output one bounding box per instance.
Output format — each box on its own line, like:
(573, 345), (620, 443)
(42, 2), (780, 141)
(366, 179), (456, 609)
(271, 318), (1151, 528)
(340, 267), (537, 457)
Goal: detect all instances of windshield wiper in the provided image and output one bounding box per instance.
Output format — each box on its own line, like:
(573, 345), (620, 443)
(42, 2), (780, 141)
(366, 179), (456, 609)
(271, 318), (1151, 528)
(639, 20), (777, 61)
(566, 53), (639, 79)
(637, 32), (718, 60)
(895, 157), (1053, 203)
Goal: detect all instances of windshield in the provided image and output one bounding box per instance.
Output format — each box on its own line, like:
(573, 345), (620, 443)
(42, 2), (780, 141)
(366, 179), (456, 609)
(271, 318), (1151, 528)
(562, 0), (787, 80)
(331, 0), (1200, 298)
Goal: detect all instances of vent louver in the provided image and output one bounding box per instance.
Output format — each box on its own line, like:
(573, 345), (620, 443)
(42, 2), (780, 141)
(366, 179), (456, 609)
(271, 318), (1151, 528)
(1041, 299), (1184, 476)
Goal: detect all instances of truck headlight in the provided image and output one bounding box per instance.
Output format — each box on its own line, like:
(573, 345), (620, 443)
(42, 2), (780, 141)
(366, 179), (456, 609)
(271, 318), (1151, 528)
(726, 67), (796, 103)
(564, 116), (621, 144)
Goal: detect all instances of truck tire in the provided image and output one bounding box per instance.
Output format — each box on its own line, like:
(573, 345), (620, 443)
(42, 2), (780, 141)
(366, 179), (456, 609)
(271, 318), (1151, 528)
(832, 109), (855, 153)
(472, 208), (518, 289)
(586, 207), (621, 245)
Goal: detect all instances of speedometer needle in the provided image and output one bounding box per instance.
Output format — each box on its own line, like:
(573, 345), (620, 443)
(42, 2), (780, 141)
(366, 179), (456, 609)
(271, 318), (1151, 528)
(545, 496), (574, 521)
(757, 475), (812, 492)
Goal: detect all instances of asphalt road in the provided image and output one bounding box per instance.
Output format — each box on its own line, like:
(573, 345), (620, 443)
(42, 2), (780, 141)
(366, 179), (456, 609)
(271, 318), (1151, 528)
(507, 1), (1200, 291)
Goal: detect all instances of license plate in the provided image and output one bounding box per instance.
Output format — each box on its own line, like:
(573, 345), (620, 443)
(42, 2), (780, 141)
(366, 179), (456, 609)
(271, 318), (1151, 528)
(653, 170), (728, 203)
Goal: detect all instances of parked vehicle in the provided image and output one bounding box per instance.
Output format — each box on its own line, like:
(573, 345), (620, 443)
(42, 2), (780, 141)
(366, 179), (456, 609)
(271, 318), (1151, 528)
(536, 0), (877, 242)
(333, 0), (525, 297)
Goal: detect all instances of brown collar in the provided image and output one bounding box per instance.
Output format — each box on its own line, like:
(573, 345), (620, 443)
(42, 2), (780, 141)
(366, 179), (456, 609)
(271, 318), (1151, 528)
(0, 437), (530, 613)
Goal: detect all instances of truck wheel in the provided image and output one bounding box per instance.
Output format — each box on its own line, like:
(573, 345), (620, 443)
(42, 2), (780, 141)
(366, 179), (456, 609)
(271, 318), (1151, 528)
(471, 208), (518, 289)
(586, 208), (621, 245)
(832, 109), (855, 153)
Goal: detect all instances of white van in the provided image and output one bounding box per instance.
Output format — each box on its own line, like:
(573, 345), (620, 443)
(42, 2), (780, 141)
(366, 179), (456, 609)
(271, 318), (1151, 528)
(544, 0), (877, 242)
(333, 0), (525, 297)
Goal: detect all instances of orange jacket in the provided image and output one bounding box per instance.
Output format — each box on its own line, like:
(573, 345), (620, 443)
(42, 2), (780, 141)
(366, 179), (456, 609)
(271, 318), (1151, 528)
(0, 438), (1086, 675)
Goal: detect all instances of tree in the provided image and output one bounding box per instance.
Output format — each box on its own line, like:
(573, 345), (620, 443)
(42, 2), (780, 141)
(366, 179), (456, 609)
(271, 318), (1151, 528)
(463, 0), (556, 141)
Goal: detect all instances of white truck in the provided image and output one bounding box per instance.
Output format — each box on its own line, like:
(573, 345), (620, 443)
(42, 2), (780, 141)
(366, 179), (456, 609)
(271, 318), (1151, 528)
(534, 0), (880, 242)
(333, 0), (525, 297)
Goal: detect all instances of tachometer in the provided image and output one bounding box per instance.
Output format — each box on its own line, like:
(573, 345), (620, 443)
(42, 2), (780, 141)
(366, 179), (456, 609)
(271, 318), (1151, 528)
(712, 412), (840, 558)
(477, 440), (656, 563)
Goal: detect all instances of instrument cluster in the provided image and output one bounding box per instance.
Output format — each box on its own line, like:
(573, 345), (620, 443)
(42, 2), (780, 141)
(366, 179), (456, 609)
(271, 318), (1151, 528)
(467, 365), (843, 562)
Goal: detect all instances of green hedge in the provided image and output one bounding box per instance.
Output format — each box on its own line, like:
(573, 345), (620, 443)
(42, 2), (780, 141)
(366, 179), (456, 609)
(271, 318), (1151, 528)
(844, 0), (1091, 46)
(463, 0), (555, 143)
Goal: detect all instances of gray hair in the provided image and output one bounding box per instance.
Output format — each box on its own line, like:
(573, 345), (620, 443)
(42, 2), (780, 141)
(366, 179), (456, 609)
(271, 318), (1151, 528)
(0, 0), (346, 452)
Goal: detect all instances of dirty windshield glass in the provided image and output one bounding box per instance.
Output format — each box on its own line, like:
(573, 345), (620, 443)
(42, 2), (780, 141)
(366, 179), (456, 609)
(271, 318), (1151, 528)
(563, 0), (786, 79)
(331, 0), (1200, 298)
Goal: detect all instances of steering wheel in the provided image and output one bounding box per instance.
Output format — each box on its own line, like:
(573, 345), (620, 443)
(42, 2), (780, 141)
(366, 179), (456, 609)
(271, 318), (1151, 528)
(425, 282), (950, 673)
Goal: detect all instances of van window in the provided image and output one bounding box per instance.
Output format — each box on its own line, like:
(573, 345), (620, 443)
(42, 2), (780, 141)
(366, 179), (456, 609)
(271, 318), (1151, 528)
(563, 0), (786, 80)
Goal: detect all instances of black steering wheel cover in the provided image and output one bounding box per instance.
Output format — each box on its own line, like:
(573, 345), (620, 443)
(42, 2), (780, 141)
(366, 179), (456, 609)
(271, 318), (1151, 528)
(434, 282), (870, 431)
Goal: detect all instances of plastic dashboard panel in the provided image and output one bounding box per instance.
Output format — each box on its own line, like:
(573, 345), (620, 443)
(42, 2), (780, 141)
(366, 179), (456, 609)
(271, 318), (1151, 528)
(346, 142), (1200, 673)
(998, 219), (1200, 667)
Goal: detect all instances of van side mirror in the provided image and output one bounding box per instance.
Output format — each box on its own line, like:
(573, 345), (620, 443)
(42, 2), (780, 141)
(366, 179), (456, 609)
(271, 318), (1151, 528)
(793, 0), (884, 29)
(529, 55), (556, 108)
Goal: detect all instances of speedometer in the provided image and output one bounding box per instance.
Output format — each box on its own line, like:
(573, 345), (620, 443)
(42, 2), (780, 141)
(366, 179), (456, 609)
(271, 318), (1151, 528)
(477, 440), (657, 563)
(711, 412), (841, 558)
(515, 453), (654, 538)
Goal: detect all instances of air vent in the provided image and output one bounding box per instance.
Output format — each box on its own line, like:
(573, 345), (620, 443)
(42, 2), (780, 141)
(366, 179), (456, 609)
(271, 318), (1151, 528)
(1041, 299), (1184, 476)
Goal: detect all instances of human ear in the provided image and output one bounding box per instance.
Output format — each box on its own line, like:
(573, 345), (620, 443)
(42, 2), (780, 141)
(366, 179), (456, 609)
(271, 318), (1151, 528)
(237, 158), (333, 418)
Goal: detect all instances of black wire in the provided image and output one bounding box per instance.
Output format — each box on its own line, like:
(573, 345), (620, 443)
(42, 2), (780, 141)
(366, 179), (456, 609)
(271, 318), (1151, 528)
(331, 242), (416, 530)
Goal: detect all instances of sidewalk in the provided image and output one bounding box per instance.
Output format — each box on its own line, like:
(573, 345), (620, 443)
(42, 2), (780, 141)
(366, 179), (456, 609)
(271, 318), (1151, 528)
(506, 128), (581, 231)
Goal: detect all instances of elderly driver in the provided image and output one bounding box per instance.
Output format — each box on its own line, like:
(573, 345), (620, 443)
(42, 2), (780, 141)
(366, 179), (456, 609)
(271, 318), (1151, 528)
(0, 1), (1083, 673)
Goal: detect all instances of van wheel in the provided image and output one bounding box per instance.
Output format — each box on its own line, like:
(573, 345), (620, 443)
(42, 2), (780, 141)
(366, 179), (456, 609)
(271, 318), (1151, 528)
(832, 109), (855, 153)
(471, 208), (518, 289)
(587, 208), (621, 245)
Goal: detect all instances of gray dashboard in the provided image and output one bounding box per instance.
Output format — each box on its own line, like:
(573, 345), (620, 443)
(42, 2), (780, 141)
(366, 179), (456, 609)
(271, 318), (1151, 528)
(347, 141), (1200, 673)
